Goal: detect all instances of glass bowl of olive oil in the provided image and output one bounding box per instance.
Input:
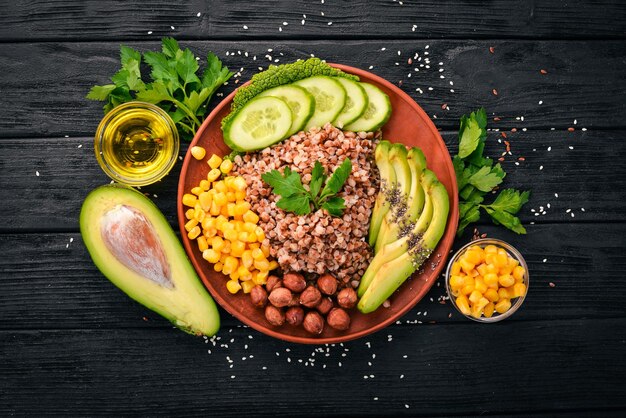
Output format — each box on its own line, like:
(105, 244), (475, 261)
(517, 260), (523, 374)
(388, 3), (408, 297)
(94, 101), (179, 186)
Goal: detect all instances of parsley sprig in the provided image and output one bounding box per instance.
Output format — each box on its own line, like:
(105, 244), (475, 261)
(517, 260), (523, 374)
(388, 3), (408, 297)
(454, 108), (531, 236)
(262, 158), (352, 217)
(86, 38), (233, 141)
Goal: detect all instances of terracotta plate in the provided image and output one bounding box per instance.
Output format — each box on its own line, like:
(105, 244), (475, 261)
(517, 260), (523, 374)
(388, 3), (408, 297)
(177, 64), (459, 344)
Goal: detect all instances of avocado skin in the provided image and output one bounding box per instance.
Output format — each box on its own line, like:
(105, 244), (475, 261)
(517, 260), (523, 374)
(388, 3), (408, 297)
(80, 184), (220, 336)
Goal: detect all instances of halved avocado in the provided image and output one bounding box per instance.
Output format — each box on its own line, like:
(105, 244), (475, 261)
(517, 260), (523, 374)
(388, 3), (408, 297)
(80, 184), (220, 336)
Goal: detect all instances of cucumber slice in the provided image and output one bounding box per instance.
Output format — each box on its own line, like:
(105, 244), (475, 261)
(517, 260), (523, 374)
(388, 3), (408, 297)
(223, 96), (293, 152)
(333, 78), (368, 128)
(344, 83), (392, 132)
(293, 76), (346, 131)
(258, 85), (315, 136)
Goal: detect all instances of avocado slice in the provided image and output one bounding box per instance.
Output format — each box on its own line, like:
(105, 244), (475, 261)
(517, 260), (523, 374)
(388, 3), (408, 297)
(358, 169), (437, 297)
(375, 147), (427, 249)
(375, 144), (412, 253)
(368, 141), (395, 246)
(358, 179), (450, 313)
(80, 184), (220, 336)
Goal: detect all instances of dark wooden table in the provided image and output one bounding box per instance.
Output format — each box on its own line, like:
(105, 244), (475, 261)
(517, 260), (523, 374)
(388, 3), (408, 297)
(2, 1), (626, 416)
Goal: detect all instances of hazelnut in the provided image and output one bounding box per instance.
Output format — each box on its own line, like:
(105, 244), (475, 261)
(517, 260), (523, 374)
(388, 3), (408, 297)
(266, 275), (282, 292)
(250, 285), (268, 308)
(317, 274), (338, 295)
(265, 305), (285, 326)
(316, 297), (333, 315)
(337, 288), (357, 309)
(327, 308), (351, 330)
(285, 306), (304, 326)
(299, 285), (322, 308)
(268, 287), (292, 308)
(303, 311), (324, 335)
(288, 294), (300, 307)
(283, 273), (307, 293)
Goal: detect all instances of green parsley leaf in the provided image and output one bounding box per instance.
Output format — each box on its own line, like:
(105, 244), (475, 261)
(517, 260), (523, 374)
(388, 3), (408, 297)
(261, 166), (307, 198)
(322, 196), (346, 217)
(309, 161), (326, 200)
(457, 202), (481, 237)
(319, 158), (352, 201)
(458, 108), (487, 158)
(467, 165), (504, 192)
(86, 84), (116, 101)
(276, 194), (312, 216)
(484, 207), (527, 234)
(485, 189), (530, 215)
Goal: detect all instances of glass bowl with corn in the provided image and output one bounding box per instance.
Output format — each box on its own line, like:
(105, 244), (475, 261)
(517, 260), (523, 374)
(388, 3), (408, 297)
(445, 238), (529, 323)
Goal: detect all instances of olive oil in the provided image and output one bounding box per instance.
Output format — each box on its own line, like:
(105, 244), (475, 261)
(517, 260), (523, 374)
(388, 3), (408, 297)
(95, 102), (179, 186)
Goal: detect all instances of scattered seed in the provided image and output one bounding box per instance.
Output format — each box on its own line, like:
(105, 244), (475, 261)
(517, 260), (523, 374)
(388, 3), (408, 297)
(540, 69), (548, 74)
(489, 46), (495, 54)
(549, 282), (556, 288)
(492, 89), (498, 96)
(568, 127), (575, 132)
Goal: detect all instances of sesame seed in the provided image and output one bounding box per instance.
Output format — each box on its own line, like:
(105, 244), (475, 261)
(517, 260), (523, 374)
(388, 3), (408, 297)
(282, 21), (288, 25)
(147, 31), (153, 34)
(35, 171), (40, 176)
(327, 22), (333, 26)
(543, 258), (547, 263)
(170, 25), (175, 30)
(243, 25), (248, 30)
(197, 12), (201, 17)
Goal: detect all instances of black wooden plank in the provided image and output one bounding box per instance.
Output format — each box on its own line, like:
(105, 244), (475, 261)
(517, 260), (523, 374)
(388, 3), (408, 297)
(1, 222), (624, 331)
(0, 40), (624, 139)
(1, 319), (625, 415)
(1, 129), (624, 232)
(0, 1), (625, 42)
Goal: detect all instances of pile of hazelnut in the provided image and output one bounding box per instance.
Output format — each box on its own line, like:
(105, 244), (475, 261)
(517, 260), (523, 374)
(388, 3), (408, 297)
(249, 272), (358, 335)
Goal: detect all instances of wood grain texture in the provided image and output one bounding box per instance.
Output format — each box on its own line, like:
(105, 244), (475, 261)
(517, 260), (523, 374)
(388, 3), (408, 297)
(1, 223), (625, 331)
(0, 0), (625, 41)
(1, 129), (624, 232)
(1, 319), (625, 416)
(0, 40), (624, 139)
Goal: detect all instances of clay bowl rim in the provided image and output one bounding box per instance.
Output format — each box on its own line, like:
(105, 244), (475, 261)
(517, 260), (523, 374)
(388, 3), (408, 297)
(177, 63), (459, 344)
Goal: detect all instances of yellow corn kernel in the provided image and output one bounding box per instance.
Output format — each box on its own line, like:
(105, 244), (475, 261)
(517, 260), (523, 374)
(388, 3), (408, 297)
(222, 256), (238, 275)
(184, 219), (199, 232)
(513, 265), (526, 281)
(476, 263), (488, 277)
(229, 271), (240, 281)
(455, 294), (471, 315)
(486, 263), (498, 274)
(198, 192), (212, 211)
(197, 236), (208, 252)
(461, 284), (474, 296)
(495, 253), (508, 268)
(499, 274), (515, 288)
(185, 208), (194, 220)
(251, 247), (265, 261)
(226, 191), (236, 202)
(199, 179), (211, 191)
(242, 222), (256, 233)
(224, 203), (234, 217)
(232, 176), (247, 191)
(469, 290), (483, 305)
(495, 298), (512, 314)
(451, 262), (462, 276)
(484, 244), (498, 254)
(254, 259), (270, 271)
(485, 253), (496, 266)
(484, 288), (500, 303)
(193, 207), (205, 222)
(211, 236), (225, 252)
(268, 260), (279, 270)
(253, 271), (268, 285)
(224, 176), (235, 189)
(465, 249), (482, 265)
(208, 154), (223, 169)
(512, 282), (527, 298)
(242, 210), (259, 224)
(262, 243), (271, 258)
(471, 297), (489, 318)
(499, 265), (513, 276)
(241, 280), (255, 294)
(474, 277), (488, 294)
(221, 241), (231, 254)
(191, 186), (203, 196)
(459, 258), (475, 275)
(213, 192), (227, 207)
(230, 240), (246, 257)
(498, 287), (511, 299)
(508, 257), (520, 268)
(232, 220), (244, 232)
(449, 275), (465, 290)
(226, 280), (241, 294)
(220, 206), (230, 219)
(207, 168), (221, 182)
(203, 248), (221, 264)
(255, 227), (265, 242)
(182, 194), (197, 207)
(203, 227), (217, 238)
(190, 146), (206, 160)
(235, 190), (247, 200)
(241, 250), (254, 269)
(223, 229), (238, 242)
(237, 265), (252, 279)
(209, 201), (221, 216)
(187, 226), (201, 240)
(483, 302), (495, 318)
(213, 262), (223, 272)
(214, 215), (227, 230)
(467, 269), (479, 278)
(220, 159), (233, 174)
